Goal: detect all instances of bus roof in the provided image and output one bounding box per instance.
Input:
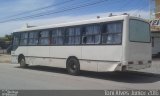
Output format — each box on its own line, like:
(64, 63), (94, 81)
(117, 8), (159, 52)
(14, 15), (147, 32)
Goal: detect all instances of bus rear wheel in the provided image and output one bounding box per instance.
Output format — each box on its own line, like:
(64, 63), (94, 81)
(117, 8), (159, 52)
(67, 58), (80, 75)
(19, 57), (28, 68)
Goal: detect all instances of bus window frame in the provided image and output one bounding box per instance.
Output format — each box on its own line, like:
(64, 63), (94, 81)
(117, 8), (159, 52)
(28, 31), (40, 46)
(101, 21), (123, 45)
(20, 32), (29, 46)
(65, 26), (81, 45)
(81, 23), (102, 45)
(51, 27), (66, 46)
(12, 32), (21, 51)
(38, 30), (50, 46)
(13, 20), (124, 47)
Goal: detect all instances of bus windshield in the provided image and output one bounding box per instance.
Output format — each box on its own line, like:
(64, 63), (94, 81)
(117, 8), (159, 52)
(129, 19), (150, 43)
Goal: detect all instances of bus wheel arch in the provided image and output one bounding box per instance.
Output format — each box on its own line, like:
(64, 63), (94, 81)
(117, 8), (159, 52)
(18, 54), (28, 68)
(66, 56), (80, 75)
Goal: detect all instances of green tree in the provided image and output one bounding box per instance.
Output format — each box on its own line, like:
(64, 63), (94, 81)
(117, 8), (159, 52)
(4, 34), (13, 42)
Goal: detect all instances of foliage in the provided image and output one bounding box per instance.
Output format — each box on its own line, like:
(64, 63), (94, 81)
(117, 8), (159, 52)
(0, 34), (13, 42)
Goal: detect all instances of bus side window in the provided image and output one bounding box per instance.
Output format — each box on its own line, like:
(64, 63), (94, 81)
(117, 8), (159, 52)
(28, 32), (39, 46)
(65, 27), (75, 45)
(65, 27), (81, 45)
(74, 27), (81, 45)
(51, 28), (65, 45)
(82, 24), (101, 45)
(20, 32), (28, 46)
(82, 36), (87, 44)
(12, 33), (20, 50)
(82, 26), (86, 44)
(102, 22), (122, 45)
(39, 30), (50, 45)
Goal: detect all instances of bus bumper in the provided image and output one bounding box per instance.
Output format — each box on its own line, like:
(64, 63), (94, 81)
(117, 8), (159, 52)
(126, 63), (151, 71)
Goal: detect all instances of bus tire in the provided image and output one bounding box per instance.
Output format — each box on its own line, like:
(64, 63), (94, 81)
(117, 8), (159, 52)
(19, 56), (28, 68)
(67, 57), (80, 75)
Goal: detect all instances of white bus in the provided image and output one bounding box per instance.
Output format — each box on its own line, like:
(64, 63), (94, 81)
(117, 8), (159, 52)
(11, 15), (152, 75)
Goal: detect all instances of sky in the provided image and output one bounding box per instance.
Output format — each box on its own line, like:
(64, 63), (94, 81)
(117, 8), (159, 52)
(0, 0), (152, 37)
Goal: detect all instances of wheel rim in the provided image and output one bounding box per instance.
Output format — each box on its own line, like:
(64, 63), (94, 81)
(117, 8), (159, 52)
(70, 61), (77, 71)
(20, 59), (25, 65)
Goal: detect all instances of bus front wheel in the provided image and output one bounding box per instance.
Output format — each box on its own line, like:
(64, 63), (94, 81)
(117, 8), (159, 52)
(67, 57), (80, 75)
(19, 56), (28, 68)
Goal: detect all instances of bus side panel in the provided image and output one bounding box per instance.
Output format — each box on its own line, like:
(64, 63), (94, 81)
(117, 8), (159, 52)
(26, 46), (50, 65)
(50, 46), (82, 59)
(27, 46), (50, 57)
(80, 60), (121, 72)
(11, 55), (19, 64)
(49, 46), (82, 68)
(81, 46), (122, 61)
(80, 60), (98, 71)
(14, 46), (28, 56)
(81, 46), (122, 72)
(12, 46), (28, 64)
(97, 61), (121, 72)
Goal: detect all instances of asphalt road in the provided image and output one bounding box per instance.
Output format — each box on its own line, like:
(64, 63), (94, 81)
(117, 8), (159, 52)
(0, 63), (160, 90)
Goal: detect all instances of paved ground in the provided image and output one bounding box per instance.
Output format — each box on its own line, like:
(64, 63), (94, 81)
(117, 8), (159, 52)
(0, 54), (10, 63)
(0, 62), (160, 90)
(0, 49), (7, 54)
(139, 58), (160, 74)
